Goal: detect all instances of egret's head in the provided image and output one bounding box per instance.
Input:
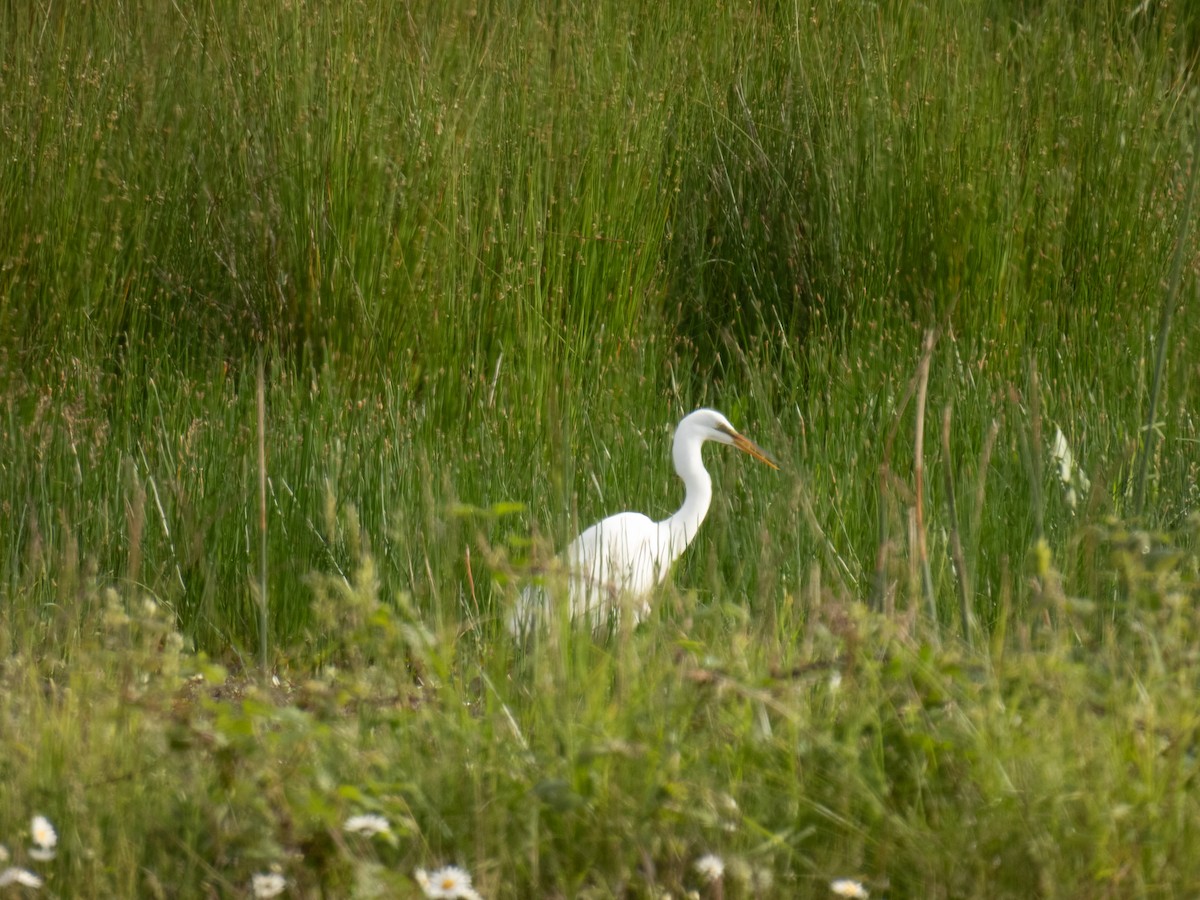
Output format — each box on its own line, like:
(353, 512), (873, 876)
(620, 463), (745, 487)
(680, 408), (779, 469)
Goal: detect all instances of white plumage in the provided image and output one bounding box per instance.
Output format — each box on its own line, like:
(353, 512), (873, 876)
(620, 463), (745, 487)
(509, 408), (777, 633)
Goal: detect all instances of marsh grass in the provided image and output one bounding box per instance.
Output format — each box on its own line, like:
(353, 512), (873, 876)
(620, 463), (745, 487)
(2, 0), (1200, 896)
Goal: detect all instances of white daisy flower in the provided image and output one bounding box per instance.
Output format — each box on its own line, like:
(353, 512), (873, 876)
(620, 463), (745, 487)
(343, 813), (392, 838)
(830, 878), (869, 898)
(693, 853), (725, 883)
(251, 871), (287, 898)
(29, 816), (56, 861)
(30, 816), (56, 850)
(415, 865), (481, 899)
(0, 867), (43, 888)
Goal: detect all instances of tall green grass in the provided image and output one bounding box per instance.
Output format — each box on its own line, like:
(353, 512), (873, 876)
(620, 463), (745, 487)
(1, 0), (1199, 896)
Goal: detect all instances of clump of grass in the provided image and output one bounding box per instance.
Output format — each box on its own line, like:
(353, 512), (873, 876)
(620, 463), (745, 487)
(1, 512), (1199, 896)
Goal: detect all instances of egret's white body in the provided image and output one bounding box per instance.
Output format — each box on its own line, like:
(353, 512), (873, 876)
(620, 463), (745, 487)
(508, 408), (777, 634)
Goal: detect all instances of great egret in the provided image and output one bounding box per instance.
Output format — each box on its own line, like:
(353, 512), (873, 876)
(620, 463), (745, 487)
(508, 408), (778, 634)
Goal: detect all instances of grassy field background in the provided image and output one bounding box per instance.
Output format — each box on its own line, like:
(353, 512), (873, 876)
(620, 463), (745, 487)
(2, 0), (1200, 896)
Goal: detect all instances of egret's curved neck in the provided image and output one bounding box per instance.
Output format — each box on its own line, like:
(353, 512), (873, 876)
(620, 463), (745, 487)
(659, 428), (712, 561)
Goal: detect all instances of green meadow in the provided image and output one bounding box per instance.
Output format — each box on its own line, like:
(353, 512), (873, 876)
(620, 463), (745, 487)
(2, 0), (1200, 896)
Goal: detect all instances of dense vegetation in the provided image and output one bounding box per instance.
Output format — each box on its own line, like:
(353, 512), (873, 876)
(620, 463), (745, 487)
(1, 0), (1198, 896)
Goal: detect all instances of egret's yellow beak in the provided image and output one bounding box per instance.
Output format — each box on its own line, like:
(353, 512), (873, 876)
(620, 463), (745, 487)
(731, 431), (780, 470)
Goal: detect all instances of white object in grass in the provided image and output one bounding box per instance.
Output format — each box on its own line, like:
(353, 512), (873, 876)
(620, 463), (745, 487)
(0, 867), (44, 888)
(343, 814), (392, 838)
(693, 853), (725, 883)
(415, 865), (483, 899)
(509, 409), (778, 633)
(830, 878), (869, 898)
(251, 872), (287, 898)
(29, 816), (56, 861)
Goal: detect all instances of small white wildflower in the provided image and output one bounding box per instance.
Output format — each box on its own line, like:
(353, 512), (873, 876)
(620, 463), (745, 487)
(416, 865), (481, 899)
(251, 872), (287, 898)
(343, 813), (392, 838)
(0, 867), (43, 888)
(29, 815), (56, 861)
(693, 853), (725, 883)
(829, 671), (843, 692)
(30, 816), (56, 850)
(830, 878), (869, 898)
